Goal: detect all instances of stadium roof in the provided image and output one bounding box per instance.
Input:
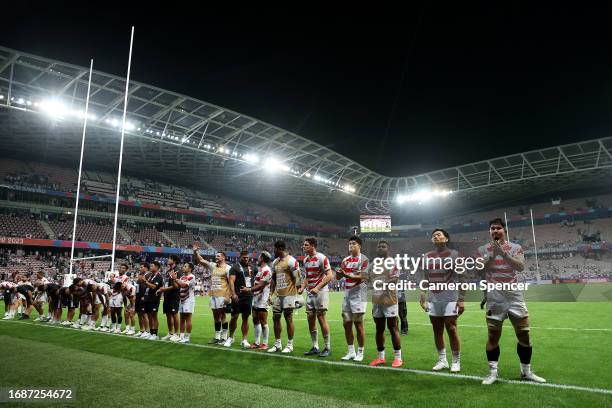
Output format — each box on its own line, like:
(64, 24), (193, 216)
(1, 45), (611, 222)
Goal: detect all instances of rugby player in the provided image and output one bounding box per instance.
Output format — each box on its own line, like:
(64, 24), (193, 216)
(419, 228), (465, 372)
(477, 218), (546, 384)
(225, 250), (254, 348)
(122, 279), (137, 335)
(267, 241), (300, 354)
(140, 261), (163, 340)
(240, 251), (273, 350)
(157, 254), (181, 341)
(336, 235), (369, 362)
(299, 237), (333, 357)
(134, 263), (150, 337)
(109, 281), (124, 333)
(174, 262), (196, 343)
(368, 240), (403, 368)
(194, 243), (232, 344)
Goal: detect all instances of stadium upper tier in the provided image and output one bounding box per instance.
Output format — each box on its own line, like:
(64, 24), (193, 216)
(1, 46), (611, 219)
(0, 158), (345, 236)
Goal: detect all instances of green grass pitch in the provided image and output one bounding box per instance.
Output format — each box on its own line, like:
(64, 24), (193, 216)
(1, 284), (611, 407)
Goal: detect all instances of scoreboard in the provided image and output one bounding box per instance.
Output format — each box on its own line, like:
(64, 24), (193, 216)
(360, 215), (392, 233)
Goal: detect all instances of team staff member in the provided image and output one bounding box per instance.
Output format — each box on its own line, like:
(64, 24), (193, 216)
(139, 261), (163, 340)
(224, 250), (254, 349)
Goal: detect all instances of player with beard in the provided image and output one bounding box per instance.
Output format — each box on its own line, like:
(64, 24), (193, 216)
(193, 243), (232, 344)
(477, 218), (545, 385)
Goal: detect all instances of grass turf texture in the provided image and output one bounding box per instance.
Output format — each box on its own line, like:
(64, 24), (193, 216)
(1, 285), (611, 407)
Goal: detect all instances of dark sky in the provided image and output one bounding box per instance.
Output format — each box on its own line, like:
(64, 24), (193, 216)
(5, 4), (612, 176)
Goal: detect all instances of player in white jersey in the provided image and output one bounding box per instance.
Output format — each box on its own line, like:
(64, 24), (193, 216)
(122, 281), (137, 335)
(109, 281), (124, 333)
(241, 251), (273, 350)
(32, 271), (50, 321)
(299, 237), (333, 357)
(367, 240), (403, 368)
(477, 218), (545, 385)
(337, 235), (369, 362)
(419, 229), (465, 372)
(1, 281), (18, 319)
(174, 262), (196, 343)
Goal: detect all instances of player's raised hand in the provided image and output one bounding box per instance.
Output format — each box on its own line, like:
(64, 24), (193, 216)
(193, 242), (200, 252)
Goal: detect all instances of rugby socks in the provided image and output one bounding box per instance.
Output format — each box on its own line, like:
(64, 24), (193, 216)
(517, 343), (533, 375)
(100, 315), (108, 327)
(438, 348), (447, 362)
(393, 349), (402, 360)
(214, 321), (221, 340)
(254, 323), (262, 344)
(310, 330), (319, 348)
(221, 322), (228, 340)
(323, 334), (331, 350)
(486, 346), (500, 374)
(287, 339), (294, 348)
(79, 315), (88, 325)
(347, 344), (355, 355)
(377, 347), (385, 360)
(262, 324), (269, 344)
(358, 346), (365, 355)
(452, 350), (461, 364)
(274, 338), (282, 348)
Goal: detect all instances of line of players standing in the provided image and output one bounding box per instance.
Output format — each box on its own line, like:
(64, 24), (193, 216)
(1, 219), (545, 385)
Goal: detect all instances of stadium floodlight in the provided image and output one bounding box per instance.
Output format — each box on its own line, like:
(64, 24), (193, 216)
(40, 99), (71, 118)
(267, 157), (290, 172)
(244, 153), (259, 164)
(0, 94), (4, 99)
(17, 98), (24, 105)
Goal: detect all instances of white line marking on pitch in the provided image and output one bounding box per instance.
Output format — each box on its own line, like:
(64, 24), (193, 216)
(1, 320), (611, 396)
(191, 312), (612, 332)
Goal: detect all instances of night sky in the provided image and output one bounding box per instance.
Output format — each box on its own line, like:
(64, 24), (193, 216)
(5, 4), (612, 177)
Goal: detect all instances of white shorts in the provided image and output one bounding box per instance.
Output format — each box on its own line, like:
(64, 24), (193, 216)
(34, 292), (47, 303)
(18, 293), (26, 301)
(342, 294), (367, 315)
(180, 297), (195, 314)
(372, 303), (398, 318)
(209, 296), (227, 310)
(306, 290), (329, 312)
(428, 301), (458, 317)
(486, 300), (529, 321)
(272, 296), (296, 313)
(252, 295), (270, 310)
(109, 296), (123, 308)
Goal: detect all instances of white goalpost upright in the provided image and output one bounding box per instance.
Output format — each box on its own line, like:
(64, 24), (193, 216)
(66, 27), (135, 285)
(530, 208), (541, 284)
(109, 26), (135, 274)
